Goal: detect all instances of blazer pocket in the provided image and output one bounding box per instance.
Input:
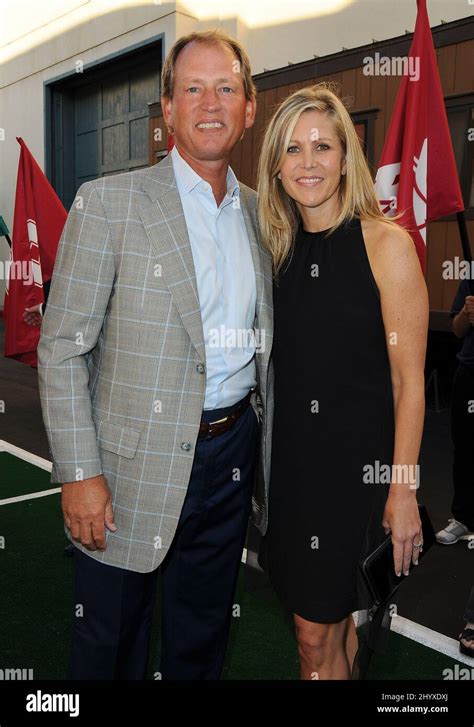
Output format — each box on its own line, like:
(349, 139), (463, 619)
(94, 417), (141, 459)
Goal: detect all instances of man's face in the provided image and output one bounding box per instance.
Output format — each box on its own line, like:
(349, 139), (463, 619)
(162, 41), (256, 164)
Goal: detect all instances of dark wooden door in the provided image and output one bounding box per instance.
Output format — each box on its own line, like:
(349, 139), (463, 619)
(48, 41), (162, 208)
(75, 66), (159, 187)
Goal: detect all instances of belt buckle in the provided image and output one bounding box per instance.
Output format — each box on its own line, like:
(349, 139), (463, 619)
(206, 413), (230, 439)
(209, 414), (230, 426)
(200, 395), (247, 440)
(200, 415), (227, 440)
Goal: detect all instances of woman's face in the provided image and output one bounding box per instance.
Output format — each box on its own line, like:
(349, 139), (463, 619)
(278, 110), (346, 218)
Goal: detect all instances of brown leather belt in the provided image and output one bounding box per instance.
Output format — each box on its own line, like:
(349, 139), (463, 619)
(199, 392), (252, 439)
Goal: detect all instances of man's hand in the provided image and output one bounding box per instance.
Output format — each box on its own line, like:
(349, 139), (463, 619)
(62, 474), (117, 551)
(462, 295), (474, 325)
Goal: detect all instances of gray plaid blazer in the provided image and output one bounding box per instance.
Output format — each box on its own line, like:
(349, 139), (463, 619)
(37, 153), (273, 573)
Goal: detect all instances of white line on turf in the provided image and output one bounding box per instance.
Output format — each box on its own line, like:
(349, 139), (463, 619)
(351, 608), (472, 667)
(0, 440), (52, 471)
(0, 488), (61, 505)
(0, 440), (58, 505)
(391, 615), (474, 668)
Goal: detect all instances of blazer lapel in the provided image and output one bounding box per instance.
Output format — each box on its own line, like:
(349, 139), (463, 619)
(239, 186), (274, 366)
(138, 156), (205, 361)
(138, 155), (274, 367)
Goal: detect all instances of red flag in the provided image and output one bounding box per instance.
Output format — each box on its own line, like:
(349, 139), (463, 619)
(375, 0), (464, 272)
(3, 138), (67, 367)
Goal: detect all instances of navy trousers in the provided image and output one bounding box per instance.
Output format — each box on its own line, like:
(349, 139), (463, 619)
(68, 397), (258, 680)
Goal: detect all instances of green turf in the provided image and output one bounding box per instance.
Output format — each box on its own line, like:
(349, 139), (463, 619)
(0, 494), (70, 679)
(0, 470), (468, 681)
(0, 451), (54, 500)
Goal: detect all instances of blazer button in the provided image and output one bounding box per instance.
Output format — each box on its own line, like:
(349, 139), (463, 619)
(196, 363), (206, 374)
(181, 442), (192, 451)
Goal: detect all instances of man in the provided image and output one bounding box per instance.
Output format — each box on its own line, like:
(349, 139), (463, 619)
(37, 29), (273, 680)
(436, 282), (474, 545)
(435, 282), (474, 657)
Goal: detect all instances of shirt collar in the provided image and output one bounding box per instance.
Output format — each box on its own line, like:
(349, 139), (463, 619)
(170, 145), (240, 199)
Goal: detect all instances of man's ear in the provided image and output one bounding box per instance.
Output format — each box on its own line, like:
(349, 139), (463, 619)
(161, 95), (173, 131)
(245, 96), (257, 130)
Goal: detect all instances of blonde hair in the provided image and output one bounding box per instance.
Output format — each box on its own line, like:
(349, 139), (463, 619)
(161, 29), (256, 102)
(257, 83), (403, 276)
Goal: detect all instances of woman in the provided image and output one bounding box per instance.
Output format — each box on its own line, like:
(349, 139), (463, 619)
(257, 84), (429, 680)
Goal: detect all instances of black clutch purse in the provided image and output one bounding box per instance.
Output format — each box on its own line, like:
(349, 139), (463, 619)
(359, 504), (435, 609)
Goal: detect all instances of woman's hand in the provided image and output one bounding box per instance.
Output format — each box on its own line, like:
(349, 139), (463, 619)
(382, 495), (422, 577)
(23, 303), (43, 326)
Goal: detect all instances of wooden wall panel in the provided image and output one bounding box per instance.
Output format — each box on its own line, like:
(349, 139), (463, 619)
(241, 121), (254, 187)
(454, 40), (474, 92)
(326, 72), (343, 93)
(149, 26), (473, 319)
(354, 66), (371, 109)
(384, 74), (400, 137)
(341, 68), (357, 109)
(426, 221), (448, 310)
(275, 83), (290, 106)
(437, 44), (456, 95)
(443, 223), (465, 310)
(370, 73), (386, 166)
(249, 91), (264, 185)
(148, 102), (167, 166)
(264, 87), (277, 123)
(229, 126), (243, 184)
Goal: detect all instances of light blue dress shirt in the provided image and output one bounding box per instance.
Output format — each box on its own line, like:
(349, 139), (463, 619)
(170, 145), (257, 410)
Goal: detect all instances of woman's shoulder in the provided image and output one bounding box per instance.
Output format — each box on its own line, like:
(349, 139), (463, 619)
(361, 217), (411, 245)
(361, 218), (416, 264)
(360, 217), (423, 291)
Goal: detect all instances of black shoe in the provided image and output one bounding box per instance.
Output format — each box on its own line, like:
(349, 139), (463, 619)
(459, 626), (474, 657)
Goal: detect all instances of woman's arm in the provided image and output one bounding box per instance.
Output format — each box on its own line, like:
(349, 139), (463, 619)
(363, 220), (429, 577)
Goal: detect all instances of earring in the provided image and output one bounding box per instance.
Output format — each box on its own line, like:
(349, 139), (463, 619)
(277, 173), (282, 180)
(342, 170), (346, 175)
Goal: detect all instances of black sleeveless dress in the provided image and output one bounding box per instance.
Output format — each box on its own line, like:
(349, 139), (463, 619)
(264, 217), (395, 625)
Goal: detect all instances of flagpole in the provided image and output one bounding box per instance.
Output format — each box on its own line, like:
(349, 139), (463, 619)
(456, 211), (474, 296)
